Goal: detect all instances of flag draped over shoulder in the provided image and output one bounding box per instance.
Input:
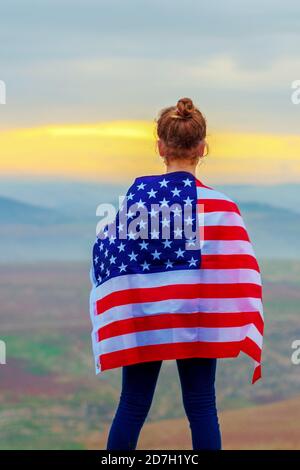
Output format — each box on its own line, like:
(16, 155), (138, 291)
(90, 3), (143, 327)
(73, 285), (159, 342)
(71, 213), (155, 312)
(89, 170), (264, 384)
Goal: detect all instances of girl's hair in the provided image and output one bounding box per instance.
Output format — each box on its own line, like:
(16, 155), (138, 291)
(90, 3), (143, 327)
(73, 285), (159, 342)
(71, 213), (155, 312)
(155, 97), (207, 160)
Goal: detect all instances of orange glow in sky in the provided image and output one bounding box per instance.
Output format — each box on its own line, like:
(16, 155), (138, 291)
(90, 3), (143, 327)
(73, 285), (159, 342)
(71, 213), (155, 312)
(1, 121), (299, 184)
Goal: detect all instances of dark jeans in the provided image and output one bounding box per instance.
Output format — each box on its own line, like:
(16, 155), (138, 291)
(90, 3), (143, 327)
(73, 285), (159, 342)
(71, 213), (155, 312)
(106, 357), (222, 450)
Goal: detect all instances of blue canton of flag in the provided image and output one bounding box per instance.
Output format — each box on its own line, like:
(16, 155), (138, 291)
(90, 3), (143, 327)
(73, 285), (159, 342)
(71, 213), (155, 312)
(92, 171), (201, 287)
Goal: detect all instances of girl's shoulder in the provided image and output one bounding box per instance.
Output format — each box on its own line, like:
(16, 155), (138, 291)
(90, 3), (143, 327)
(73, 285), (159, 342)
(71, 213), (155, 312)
(196, 182), (236, 203)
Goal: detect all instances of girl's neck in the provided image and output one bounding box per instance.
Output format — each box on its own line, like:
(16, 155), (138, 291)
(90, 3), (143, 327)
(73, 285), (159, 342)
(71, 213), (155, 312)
(165, 163), (197, 177)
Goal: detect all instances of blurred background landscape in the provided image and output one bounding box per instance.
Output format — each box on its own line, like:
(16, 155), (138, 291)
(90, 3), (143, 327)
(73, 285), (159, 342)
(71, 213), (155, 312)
(0, 179), (300, 449)
(1, 0), (300, 450)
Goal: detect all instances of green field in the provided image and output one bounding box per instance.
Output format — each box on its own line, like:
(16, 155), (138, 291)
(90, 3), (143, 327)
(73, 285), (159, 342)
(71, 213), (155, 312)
(0, 259), (299, 449)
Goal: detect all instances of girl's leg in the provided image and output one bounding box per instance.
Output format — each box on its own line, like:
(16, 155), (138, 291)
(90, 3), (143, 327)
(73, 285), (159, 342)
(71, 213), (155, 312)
(176, 357), (222, 450)
(106, 360), (162, 450)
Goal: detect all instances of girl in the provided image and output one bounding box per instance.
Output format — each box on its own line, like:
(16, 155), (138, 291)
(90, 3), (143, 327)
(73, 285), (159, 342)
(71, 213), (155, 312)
(89, 97), (264, 451)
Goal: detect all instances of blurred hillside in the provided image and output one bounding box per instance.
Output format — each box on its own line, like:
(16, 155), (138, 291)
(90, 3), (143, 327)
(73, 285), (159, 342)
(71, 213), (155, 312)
(0, 259), (300, 449)
(0, 181), (299, 261)
(93, 395), (300, 450)
(1, 180), (299, 449)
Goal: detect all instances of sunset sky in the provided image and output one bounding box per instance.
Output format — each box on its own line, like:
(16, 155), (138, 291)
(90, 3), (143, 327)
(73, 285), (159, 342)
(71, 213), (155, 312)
(1, 122), (300, 184)
(0, 0), (299, 185)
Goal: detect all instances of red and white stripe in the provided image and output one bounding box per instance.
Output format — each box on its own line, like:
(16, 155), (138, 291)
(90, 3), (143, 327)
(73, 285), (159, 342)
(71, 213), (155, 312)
(195, 179), (264, 383)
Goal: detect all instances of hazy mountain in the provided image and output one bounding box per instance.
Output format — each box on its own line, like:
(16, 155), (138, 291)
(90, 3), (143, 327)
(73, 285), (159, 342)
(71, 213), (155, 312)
(0, 194), (299, 261)
(0, 196), (69, 225)
(0, 179), (128, 218)
(238, 201), (299, 259)
(0, 178), (299, 216)
(217, 183), (300, 214)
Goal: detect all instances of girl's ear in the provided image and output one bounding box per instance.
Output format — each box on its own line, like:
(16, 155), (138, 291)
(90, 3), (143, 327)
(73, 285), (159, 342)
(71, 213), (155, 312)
(157, 139), (165, 157)
(198, 140), (206, 157)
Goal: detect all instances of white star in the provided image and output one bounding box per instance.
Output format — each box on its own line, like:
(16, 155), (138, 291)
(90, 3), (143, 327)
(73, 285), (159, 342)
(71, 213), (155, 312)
(163, 239), (172, 248)
(183, 178), (193, 187)
(137, 199), (146, 209)
(174, 227), (183, 238)
(184, 216), (194, 226)
(150, 229), (159, 239)
(127, 192), (135, 201)
(173, 207), (182, 217)
(175, 248), (185, 258)
(104, 249), (109, 257)
(118, 242), (125, 252)
(97, 275), (102, 283)
(187, 237), (197, 248)
(109, 235), (116, 244)
(138, 219), (147, 230)
(141, 261), (150, 271)
(118, 262), (127, 273)
(98, 232), (107, 241)
(128, 251), (138, 261)
(128, 230), (137, 240)
(118, 222), (124, 232)
(94, 255), (99, 264)
(159, 197), (169, 208)
(137, 182), (146, 190)
(171, 187), (181, 197)
(150, 207), (159, 217)
(165, 259), (173, 269)
(188, 257), (197, 267)
(161, 217), (170, 228)
(98, 242), (104, 251)
(106, 268), (110, 276)
(109, 255), (117, 264)
(151, 249), (161, 260)
(100, 262), (105, 271)
(159, 178), (169, 188)
(147, 188), (157, 198)
(139, 240), (149, 250)
(184, 196), (193, 206)
(126, 209), (135, 220)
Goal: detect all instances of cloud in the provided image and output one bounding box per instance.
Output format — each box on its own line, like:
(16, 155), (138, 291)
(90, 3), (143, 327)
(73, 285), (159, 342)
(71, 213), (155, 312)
(0, 0), (300, 132)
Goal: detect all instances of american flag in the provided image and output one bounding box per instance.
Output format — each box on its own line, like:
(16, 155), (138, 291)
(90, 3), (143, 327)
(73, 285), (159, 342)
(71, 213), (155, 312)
(89, 170), (264, 384)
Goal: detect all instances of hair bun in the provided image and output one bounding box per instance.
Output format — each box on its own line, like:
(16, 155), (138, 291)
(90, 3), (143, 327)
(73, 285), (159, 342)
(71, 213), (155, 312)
(176, 97), (195, 119)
